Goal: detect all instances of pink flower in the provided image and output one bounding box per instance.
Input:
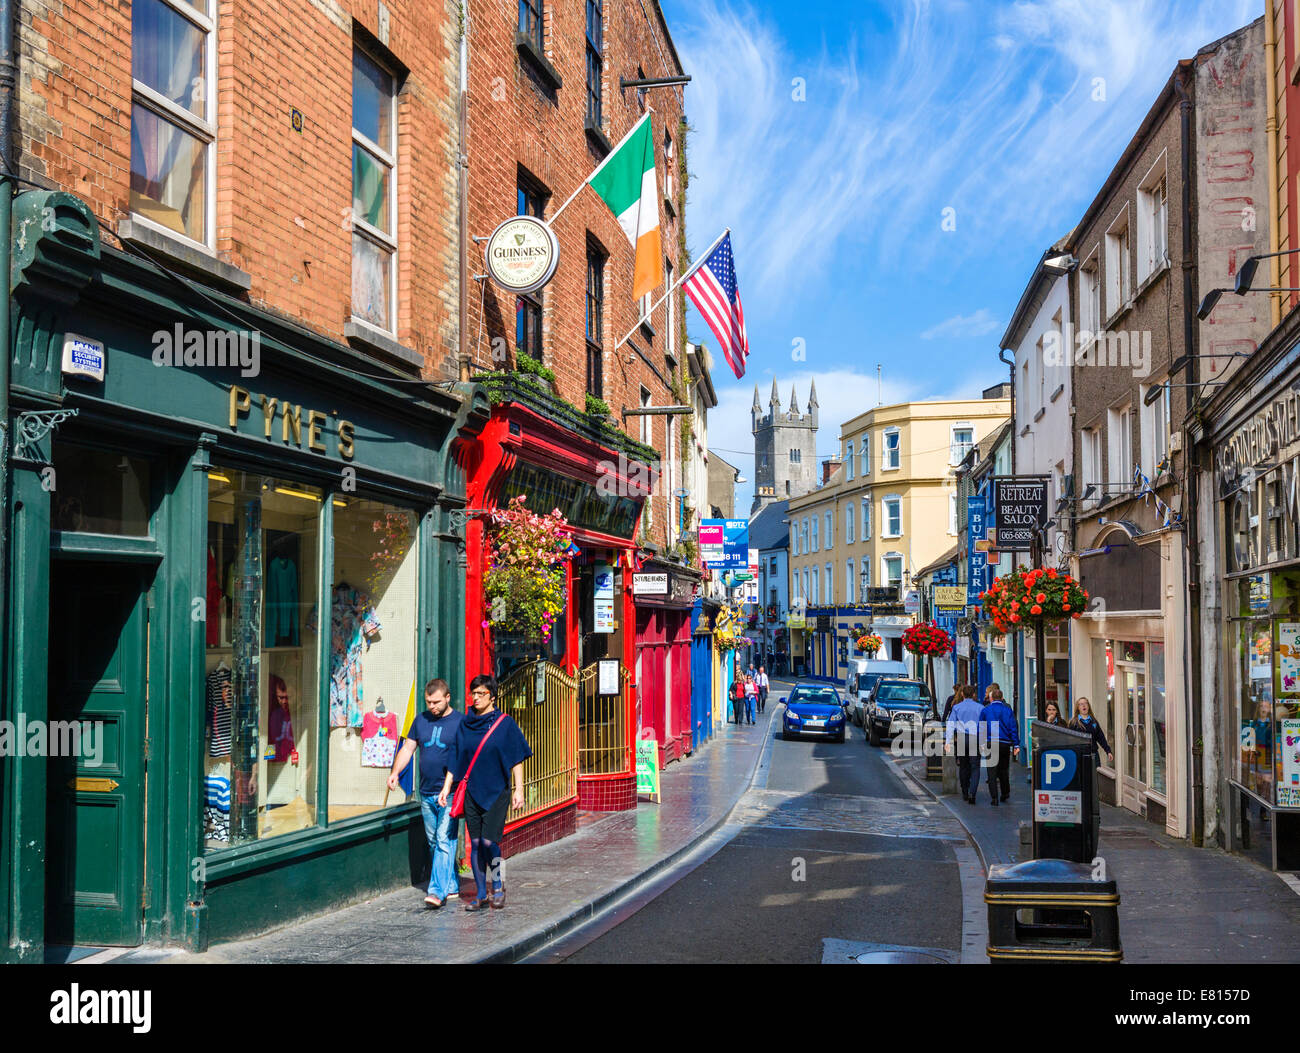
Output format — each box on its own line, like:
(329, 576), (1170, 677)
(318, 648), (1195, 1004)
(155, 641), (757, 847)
(481, 620), (489, 629)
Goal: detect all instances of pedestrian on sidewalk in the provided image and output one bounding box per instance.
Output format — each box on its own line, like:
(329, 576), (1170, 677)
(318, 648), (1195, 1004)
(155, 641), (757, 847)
(757, 666), (770, 714)
(946, 685), (983, 803)
(1043, 700), (1066, 727)
(388, 678), (463, 908)
(437, 675), (532, 912)
(730, 675), (746, 725)
(978, 686), (1020, 806)
(1068, 697), (1113, 767)
(942, 683), (965, 723)
(744, 673), (757, 725)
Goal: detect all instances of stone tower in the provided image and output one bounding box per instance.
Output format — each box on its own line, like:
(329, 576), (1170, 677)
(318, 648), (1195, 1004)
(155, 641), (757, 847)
(751, 379), (819, 515)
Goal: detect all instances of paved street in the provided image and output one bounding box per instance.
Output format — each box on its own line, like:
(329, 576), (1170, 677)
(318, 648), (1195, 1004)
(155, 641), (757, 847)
(539, 709), (974, 964)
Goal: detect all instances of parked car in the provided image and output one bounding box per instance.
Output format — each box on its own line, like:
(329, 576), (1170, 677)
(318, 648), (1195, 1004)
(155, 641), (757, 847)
(846, 658), (909, 726)
(781, 684), (847, 743)
(865, 678), (934, 747)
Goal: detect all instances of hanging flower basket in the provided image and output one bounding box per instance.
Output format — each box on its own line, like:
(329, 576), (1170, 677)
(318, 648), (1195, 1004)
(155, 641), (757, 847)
(482, 495), (573, 641)
(854, 632), (883, 655)
(902, 622), (953, 657)
(978, 566), (1087, 633)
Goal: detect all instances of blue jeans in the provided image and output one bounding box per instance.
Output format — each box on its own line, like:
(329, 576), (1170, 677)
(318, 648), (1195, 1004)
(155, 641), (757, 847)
(745, 695), (756, 722)
(420, 792), (460, 899)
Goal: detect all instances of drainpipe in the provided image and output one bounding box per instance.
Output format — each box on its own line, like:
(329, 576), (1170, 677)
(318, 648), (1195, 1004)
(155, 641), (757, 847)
(0, 0), (15, 725)
(1265, 8), (1281, 326)
(998, 346), (1020, 727)
(456, 1), (471, 382)
(1176, 65), (1205, 847)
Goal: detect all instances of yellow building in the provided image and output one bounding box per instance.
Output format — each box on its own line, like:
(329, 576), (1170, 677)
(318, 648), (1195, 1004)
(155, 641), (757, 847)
(787, 387), (1010, 682)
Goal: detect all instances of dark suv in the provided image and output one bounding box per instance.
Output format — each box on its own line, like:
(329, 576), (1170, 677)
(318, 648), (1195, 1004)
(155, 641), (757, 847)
(865, 678), (934, 747)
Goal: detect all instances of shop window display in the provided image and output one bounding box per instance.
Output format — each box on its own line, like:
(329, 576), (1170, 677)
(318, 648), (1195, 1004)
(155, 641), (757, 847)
(51, 442), (152, 535)
(325, 499), (418, 821)
(205, 470), (321, 848)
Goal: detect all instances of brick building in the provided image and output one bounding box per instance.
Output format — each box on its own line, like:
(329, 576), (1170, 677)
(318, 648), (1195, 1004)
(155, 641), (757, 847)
(1, 0), (483, 957)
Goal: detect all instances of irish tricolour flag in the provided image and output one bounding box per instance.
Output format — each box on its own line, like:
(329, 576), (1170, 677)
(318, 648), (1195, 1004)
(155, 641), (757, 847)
(588, 113), (662, 300)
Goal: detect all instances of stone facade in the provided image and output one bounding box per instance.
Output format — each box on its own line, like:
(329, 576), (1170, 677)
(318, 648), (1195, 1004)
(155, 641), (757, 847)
(751, 379), (819, 515)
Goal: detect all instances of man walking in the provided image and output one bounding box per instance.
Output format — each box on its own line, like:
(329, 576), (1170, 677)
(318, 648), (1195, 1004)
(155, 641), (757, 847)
(978, 686), (1020, 805)
(945, 685), (983, 804)
(757, 666), (770, 714)
(388, 678), (463, 907)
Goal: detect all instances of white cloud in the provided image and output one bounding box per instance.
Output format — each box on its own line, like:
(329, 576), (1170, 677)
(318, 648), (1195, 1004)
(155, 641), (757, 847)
(920, 309), (1001, 341)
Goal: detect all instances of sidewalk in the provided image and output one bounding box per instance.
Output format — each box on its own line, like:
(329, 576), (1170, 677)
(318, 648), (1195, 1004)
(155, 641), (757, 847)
(898, 756), (1300, 963)
(119, 693), (785, 965)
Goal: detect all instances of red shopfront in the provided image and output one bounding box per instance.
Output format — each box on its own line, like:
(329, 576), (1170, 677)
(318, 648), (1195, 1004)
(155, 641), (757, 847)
(633, 563), (699, 768)
(458, 396), (655, 852)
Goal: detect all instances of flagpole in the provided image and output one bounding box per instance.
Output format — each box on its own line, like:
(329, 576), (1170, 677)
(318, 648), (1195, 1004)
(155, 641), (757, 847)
(611, 227), (730, 352)
(548, 111), (654, 227)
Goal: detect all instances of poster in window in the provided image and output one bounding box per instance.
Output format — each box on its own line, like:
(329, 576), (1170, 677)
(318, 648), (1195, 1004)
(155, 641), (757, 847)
(1280, 719), (1300, 807)
(1279, 623), (1300, 695)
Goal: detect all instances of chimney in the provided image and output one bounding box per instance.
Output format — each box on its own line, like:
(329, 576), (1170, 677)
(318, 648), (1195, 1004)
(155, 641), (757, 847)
(822, 458), (843, 485)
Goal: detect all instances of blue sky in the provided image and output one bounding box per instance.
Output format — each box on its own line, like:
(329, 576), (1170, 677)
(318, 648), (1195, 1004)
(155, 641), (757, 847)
(660, 0), (1259, 512)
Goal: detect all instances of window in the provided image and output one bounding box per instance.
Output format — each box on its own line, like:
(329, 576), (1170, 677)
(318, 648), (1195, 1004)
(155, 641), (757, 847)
(1105, 207), (1132, 318)
(862, 497), (871, 539)
(846, 441), (855, 480)
(792, 522), (800, 556)
(585, 0), (603, 129)
(825, 563), (833, 605)
(883, 428), (900, 470)
(824, 511), (833, 549)
(1079, 252), (1101, 339)
(802, 517), (809, 553)
(789, 448), (802, 463)
(949, 492), (957, 535)
(791, 570), (800, 603)
(639, 288), (652, 325)
(202, 471), (418, 850)
(861, 561), (871, 589)
(130, 0), (215, 246)
(352, 47), (398, 332)
(846, 503), (855, 544)
(883, 554), (903, 589)
(1082, 427), (1103, 508)
(861, 435), (870, 475)
(639, 386), (652, 446)
(812, 565), (821, 605)
(1137, 155), (1168, 285)
(1141, 380), (1171, 475)
(845, 560), (855, 604)
(517, 177), (546, 360)
(811, 515), (819, 552)
(1107, 404), (1133, 490)
(770, 557), (778, 574)
(586, 246), (605, 398)
(883, 496), (901, 538)
(519, 0), (544, 49)
(950, 425), (974, 465)
(664, 129), (675, 199)
(802, 568), (809, 605)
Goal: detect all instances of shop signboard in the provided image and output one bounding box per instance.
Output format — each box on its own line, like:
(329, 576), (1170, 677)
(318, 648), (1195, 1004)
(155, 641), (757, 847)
(633, 572), (668, 596)
(932, 563), (958, 586)
(636, 738), (661, 802)
(598, 659), (620, 695)
(700, 519), (749, 569)
(483, 214), (560, 295)
(992, 475), (1049, 551)
(934, 586), (966, 611)
(903, 590), (920, 615)
(967, 495), (991, 604)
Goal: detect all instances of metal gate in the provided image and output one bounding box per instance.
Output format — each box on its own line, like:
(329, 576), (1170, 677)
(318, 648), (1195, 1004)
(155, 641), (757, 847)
(496, 660), (578, 822)
(577, 662), (631, 776)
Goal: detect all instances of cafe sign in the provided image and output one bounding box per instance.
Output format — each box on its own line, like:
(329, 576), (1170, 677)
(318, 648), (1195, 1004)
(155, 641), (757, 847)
(484, 215), (559, 295)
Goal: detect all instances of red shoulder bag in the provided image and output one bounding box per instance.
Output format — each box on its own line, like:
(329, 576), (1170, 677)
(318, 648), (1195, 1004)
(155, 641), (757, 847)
(450, 715), (505, 818)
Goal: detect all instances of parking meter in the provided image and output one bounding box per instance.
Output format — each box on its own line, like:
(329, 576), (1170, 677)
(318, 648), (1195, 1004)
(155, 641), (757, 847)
(1030, 721), (1099, 863)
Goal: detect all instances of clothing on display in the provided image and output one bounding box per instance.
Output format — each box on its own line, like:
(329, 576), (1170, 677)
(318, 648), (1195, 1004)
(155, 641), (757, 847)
(361, 709), (399, 768)
(204, 775), (231, 842)
(311, 584), (382, 728)
(264, 554), (300, 647)
(268, 674), (296, 762)
(206, 548), (222, 647)
(206, 665), (233, 757)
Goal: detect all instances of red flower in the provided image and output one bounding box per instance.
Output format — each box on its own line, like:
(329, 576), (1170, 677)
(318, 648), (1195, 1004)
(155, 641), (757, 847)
(1031, 604), (1042, 615)
(1036, 593), (1046, 603)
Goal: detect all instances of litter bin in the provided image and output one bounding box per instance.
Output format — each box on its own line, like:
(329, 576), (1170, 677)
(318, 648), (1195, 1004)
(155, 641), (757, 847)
(985, 857), (1122, 963)
(1029, 721), (1099, 863)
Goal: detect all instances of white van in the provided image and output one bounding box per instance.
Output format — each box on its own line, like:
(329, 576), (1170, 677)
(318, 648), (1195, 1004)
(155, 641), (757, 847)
(845, 658), (910, 726)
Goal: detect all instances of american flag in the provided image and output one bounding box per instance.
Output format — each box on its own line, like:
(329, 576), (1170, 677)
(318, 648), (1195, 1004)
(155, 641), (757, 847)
(683, 232), (748, 378)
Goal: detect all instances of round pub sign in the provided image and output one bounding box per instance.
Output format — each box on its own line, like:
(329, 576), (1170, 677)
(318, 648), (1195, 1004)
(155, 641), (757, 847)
(484, 215), (559, 295)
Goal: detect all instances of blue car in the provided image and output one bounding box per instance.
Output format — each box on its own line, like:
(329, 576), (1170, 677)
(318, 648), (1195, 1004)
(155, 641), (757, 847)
(781, 684), (847, 743)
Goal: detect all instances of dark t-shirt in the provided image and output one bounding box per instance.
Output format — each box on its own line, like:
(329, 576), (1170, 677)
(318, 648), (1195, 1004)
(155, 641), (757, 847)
(406, 708), (464, 796)
(454, 711), (533, 810)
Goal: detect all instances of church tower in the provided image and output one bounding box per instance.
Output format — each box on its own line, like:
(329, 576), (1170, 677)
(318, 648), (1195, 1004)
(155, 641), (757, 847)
(751, 381), (819, 515)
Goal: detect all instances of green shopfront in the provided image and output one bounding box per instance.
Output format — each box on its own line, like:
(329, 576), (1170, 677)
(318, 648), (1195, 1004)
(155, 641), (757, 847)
(1, 192), (486, 959)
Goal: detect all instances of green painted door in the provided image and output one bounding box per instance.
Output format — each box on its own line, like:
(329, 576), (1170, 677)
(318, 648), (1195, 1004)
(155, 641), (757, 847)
(45, 562), (150, 947)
